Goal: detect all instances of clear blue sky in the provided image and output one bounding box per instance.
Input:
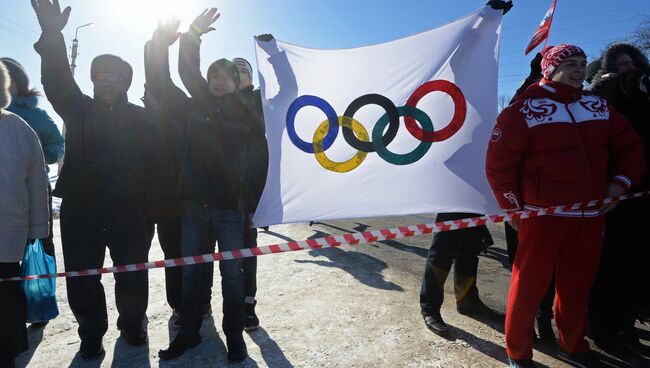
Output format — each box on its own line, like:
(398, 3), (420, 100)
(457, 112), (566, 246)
(1, 0), (648, 130)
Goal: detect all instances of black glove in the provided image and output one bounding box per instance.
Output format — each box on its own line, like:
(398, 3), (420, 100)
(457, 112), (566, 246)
(257, 34), (274, 42)
(487, 0), (513, 15)
(528, 52), (543, 79)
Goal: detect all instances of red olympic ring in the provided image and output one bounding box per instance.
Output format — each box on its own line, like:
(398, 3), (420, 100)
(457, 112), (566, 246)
(404, 80), (467, 142)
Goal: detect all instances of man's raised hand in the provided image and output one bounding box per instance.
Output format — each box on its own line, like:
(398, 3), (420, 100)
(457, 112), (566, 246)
(153, 18), (182, 46)
(190, 8), (220, 37)
(30, 0), (71, 32)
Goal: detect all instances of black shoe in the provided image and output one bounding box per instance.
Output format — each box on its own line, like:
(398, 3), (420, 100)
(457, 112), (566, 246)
(226, 335), (248, 362)
(244, 302), (260, 332)
(29, 321), (49, 329)
(79, 339), (105, 360)
(422, 313), (449, 337)
(119, 326), (148, 346)
(457, 298), (505, 322)
(508, 357), (538, 368)
(158, 335), (201, 360)
(558, 349), (603, 368)
(535, 311), (556, 344)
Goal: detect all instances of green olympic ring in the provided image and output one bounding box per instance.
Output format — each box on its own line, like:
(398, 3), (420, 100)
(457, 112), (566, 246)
(371, 105), (434, 165)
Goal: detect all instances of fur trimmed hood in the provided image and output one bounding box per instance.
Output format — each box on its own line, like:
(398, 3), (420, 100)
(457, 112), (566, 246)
(592, 43), (650, 85)
(0, 60), (10, 109)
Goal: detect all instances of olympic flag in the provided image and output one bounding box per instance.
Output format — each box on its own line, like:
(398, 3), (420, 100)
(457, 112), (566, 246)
(253, 6), (503, 227)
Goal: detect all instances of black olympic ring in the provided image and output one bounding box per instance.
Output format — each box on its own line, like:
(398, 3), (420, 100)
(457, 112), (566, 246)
(341, 94), (400, 153)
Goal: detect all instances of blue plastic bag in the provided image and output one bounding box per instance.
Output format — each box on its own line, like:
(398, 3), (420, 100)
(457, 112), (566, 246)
(21, 239), (59, 323)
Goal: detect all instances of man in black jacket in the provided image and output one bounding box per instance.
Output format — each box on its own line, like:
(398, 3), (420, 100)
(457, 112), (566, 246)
(31, 0), (156, 359)
(145, 14), (254, 362)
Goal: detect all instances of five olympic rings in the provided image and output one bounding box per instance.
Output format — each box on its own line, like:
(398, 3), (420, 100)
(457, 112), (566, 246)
(286, 80), (467, 173)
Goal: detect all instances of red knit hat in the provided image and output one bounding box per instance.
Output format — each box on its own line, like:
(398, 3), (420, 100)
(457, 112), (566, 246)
(540, 44), (586, 79)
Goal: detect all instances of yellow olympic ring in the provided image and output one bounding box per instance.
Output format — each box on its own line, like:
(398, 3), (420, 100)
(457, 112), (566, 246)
(313, 117), (369, 173)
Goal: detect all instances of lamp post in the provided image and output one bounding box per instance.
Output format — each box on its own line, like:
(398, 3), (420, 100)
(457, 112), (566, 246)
(58, 22), (93, 175)
(70, 22), (94, 77)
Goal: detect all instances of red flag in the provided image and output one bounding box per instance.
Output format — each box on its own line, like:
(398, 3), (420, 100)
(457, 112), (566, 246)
(525, 0), (557, 55)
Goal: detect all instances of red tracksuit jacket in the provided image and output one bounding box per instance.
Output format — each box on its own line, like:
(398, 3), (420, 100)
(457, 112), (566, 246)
(486, 79), (646, 215)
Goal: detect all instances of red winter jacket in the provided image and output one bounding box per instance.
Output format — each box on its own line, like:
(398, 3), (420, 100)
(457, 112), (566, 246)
(486, 79), (645, 215)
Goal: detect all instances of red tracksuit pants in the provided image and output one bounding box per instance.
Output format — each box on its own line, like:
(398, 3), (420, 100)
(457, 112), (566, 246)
(505, 215), (604, 360)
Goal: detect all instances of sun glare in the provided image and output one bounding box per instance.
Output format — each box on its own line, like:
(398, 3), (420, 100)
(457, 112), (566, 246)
(113, 0), (188, 29)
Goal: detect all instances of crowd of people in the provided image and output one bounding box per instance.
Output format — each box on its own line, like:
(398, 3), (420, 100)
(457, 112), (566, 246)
(1, 0), (649, 367)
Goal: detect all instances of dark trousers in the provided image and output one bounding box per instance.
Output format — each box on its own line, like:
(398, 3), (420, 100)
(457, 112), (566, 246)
(505, 222), (555, 317)
(589, 227), (650, 344)
(178, 202), (245, 340)
(0, 263), (28, 367)
(60, 201), (149, 342)
(147, 217), (182, 310)
(42, 184), (55, 257)
(420, 213), (492, 316)
(243, 214), (258, 302)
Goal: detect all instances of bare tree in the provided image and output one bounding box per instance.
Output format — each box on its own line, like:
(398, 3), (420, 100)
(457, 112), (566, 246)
(498, 95), (511, 112)
(632, 15), (650, 56)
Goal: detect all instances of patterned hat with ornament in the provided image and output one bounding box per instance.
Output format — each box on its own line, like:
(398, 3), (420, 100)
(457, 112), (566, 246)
(540, 44), (586, 79)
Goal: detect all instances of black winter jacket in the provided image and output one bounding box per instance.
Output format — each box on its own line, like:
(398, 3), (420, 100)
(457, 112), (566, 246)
(35, 32), (157, 209)
(145, 37), (252, 210)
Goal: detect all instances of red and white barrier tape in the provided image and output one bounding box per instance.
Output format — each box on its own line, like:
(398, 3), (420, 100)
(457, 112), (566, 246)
(2, 191), (648, 283)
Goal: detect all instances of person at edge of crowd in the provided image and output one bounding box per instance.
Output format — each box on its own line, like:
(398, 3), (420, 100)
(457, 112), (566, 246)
(31, 0), (158, 359)
(486, 44), (646, 368)
(0, 59), (49, 368)
(145, 13), (257, 362)
(504, 52), (557, 345)
(1, 57), (64, 330)
(420, 212), (503, 338)
(587, 42), (650, 364)
(232, 56), (270, 332)
(141, 85), (185, 321)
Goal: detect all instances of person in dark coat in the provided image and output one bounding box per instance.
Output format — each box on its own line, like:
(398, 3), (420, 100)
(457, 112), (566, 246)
(2, 57), (63, 261)
(587, 42), (650, 363)
(232, 56), (269, 332)
(31, 0), (158, 359)
(420, 213), (501, 338)
(145, 15), (255, 362)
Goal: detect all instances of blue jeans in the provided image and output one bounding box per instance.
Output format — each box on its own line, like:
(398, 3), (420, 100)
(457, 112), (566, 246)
(178, 202), (245, 340)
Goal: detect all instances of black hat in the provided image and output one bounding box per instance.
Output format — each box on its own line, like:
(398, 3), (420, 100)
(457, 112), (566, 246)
(0, 57), (29, 96)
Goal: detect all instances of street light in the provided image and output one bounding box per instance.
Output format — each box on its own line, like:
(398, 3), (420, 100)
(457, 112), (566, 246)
(59, 22), (93, 174)
(70, 22), (94, 77)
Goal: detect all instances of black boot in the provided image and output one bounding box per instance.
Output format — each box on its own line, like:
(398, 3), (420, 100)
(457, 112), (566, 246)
(226, 334), (248, 362)
(422, 312), (449, 337)
(457, 298), (505, 322)
(244, 302), (260, 332)
(535, 310), (555, 344)
(158, 334), (201, 360)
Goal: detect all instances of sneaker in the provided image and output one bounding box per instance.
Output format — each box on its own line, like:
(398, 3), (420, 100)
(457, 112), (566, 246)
(422, 313), (449, 337)
(158, 334), (201, 360)
(557, 349), (603, 368)
(244, 302), (260, 332)
(457, 298), (505, 322)
(508, 357), (538, 368)
(79, 339), (105, 360)
(226, 335), (248, 362)
(535, 311), (556, 344)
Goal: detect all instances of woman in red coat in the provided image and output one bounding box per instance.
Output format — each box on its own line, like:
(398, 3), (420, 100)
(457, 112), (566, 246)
(486, 44), (646, 368)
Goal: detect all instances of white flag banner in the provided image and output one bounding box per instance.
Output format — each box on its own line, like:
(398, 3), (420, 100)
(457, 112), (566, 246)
(253, 6), (502, 227)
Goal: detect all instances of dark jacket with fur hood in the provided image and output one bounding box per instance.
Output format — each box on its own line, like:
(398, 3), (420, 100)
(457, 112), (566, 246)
(589, 43), (650, 230)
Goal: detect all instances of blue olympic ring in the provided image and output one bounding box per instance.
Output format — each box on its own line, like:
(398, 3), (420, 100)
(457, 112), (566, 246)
(286, 95), (339, 154)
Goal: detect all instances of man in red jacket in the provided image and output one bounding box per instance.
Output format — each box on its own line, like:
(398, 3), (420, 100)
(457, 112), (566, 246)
(486, 44), (645, 368)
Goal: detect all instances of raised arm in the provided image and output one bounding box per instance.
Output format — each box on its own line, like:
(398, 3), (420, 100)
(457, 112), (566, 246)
(145, 18), (190, 118)
(31, 0), (85, 120)
(178, 8), (220, 117)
